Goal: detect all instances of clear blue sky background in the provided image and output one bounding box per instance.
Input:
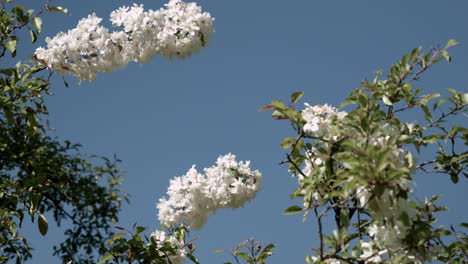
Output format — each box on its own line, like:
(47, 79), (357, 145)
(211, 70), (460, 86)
(15, 0), (468, 263)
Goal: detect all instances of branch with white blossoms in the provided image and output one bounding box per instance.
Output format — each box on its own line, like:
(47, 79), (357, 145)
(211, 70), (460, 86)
(262, 41), (466, 264)
(34, 0), (214, 82)
(157, 153), (262, 230)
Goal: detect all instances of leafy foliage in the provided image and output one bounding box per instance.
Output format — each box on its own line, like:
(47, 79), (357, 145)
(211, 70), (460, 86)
(0, 1), (124, 263)
(216, 238), (276, 264)
(101, 225), (200, 264)
(1, 0), (466, 263)
(262, 41), (467, 263)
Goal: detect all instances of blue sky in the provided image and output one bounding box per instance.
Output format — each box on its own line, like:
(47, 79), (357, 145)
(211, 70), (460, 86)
(16, 0), (468, 263)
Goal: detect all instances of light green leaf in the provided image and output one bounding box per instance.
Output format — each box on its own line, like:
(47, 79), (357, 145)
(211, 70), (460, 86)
(382, 95), (393, 106)
(236, 252), (251, 261)
(424, 93), (441, 100)
(29, 29), (37, 43)
(48, 6), (70, 14)
(445, 39), (459, 49)
(280, 137), (295, 149)
(270, 100), (286, 109)
(107, 233), (126, 246)
(32, 17), (42, 33)
(98, 253), (113, 264)
(5, 39), (17, 53)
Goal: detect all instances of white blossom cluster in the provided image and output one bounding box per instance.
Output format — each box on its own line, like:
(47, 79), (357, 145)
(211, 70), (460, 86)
(356, 186), (441, 262)
(35, 0), (214, 82)
(299, 102), (440, 263)
(310, 256), (342, 264)
(353, 130), (437, 262)
(150, 230), (186, 264)
(295, 103), (347, 207)
(301, 103), (347, 138)
(157, 154), (262, 230)
(298, 149), (327, 206)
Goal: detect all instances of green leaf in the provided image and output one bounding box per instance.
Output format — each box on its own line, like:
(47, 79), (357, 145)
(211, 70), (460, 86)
(29, 29), (37, 43)
(450, 173), (459, 184)
(368, 199), (379, 212)
(236, 252), (251, 261)
(261, 243), (276, 253)
(270, 100), (286, 109)
(271, 110), (286, 119)
(38, 214), (48, 236)
(107, 233), (126, 246)
(98, 253), (113, 264)
(48, 6), (70, 14)
(12, 6), (26, 22)
(63, 78), (69, 88)
(340, 210), (350, 227)
(3, 107), (14, 124)
(284, 205), (303, 215)
(291, 92), (304, 104)
(445, 39), (459, 49)
(280, 137), (295, 149)
(421, 105), (432, 122)
(446, 88), (458, 98)
(399, 211), (410, 226)
(433, 98), (449, 110)
(32, 17), (42, 33)
(424, 93), (441, 100)
(187, 253), (200, 264)
(5, 39), (17, 54)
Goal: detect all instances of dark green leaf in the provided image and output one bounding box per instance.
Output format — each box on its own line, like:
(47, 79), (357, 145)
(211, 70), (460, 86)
(291, 92), (304, 104)
(450, 173), (459, 184)
(284, 205), (303, 215)
(187, 253), (200, 264)
(38, 214), (48, 236)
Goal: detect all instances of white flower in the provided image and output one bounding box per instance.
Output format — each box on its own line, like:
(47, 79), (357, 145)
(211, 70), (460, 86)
(356, 186), (370, 208)
(359, 241), (386, 263)
(310, 256), (343, 264)
(35, 0), (215, 82)
(157, 154), (262, 229)
(302, 103), (347, 138)
(150, 230), (186, 264)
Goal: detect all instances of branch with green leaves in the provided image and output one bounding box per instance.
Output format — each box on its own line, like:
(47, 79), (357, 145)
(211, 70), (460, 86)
(261, 40), (467, 263)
